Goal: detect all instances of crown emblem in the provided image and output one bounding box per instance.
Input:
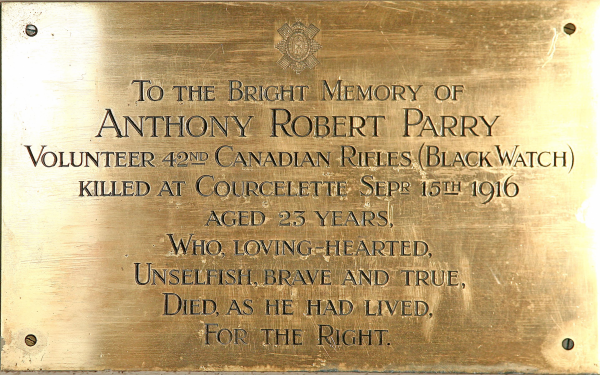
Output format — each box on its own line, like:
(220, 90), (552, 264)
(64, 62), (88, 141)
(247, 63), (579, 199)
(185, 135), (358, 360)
(276, 21), (322, 73)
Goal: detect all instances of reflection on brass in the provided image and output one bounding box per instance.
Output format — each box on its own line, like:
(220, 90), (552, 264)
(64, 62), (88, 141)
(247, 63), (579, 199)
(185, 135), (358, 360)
(1, 2), (599, 372)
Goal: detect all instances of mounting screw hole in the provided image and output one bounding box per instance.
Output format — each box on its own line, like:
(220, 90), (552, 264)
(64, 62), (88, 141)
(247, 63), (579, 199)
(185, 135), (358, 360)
(562, 338), (574, 350)
(24, 334), (37, 347)
(563, 23), (576, 35)
(25, 24), (38, 37)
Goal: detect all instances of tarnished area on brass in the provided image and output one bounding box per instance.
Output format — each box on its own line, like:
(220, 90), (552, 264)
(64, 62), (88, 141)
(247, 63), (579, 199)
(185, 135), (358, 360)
(1, 2), (599, 372)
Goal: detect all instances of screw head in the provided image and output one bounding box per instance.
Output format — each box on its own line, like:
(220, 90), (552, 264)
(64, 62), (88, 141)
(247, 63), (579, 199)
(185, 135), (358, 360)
(25, 24), (38, 37)
(564, 23), (576, 35)
(24, 334), (37, 347)
(562, 338), (575, 351)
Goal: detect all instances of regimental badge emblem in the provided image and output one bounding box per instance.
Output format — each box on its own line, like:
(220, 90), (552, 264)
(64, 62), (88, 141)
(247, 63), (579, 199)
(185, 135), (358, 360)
(275, 21), (322, 73)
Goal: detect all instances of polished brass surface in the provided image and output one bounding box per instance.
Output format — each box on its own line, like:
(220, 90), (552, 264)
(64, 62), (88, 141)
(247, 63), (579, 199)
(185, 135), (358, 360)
(1, 2), (599, 372)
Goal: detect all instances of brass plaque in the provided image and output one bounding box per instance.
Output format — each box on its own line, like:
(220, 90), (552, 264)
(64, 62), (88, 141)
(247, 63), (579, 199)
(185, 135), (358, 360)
(1, 1), (599, 372)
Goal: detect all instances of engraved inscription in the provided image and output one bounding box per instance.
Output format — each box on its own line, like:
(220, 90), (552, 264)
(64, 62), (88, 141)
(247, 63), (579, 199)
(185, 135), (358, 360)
(1, 2), (598, 373)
